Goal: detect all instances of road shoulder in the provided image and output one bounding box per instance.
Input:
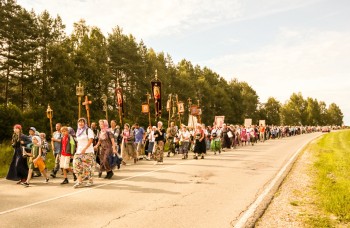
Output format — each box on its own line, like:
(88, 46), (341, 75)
(255, 143), (315, 227)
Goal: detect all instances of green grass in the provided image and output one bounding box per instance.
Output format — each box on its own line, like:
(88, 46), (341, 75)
(0, 141), (55, 178)
(307, 130), (350, 227)
(0, 142), (13, 177)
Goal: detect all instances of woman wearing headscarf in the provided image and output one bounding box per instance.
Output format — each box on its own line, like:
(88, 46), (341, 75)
(193, 123), (206, 159)
(94, 120), (117, 179)
(21, 135), (50, 187)
(73, 118), (95, 188)
(121, 123), (137, 165)
(6, 124), (30, 184)
(153, 121), (166, 164)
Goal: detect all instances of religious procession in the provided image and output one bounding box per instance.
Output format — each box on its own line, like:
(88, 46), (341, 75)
(5, 71), (326, 189)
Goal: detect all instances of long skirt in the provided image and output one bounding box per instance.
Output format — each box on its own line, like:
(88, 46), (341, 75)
(222, 135), (231, 149)
(194, 139), (206, 154)
(154, 141), (164, 162)
(210, 139), (221, 152)
(180, 141), (190, 154)
(6, 147), (28, 181)
(121, 141), (137, 161)
(98, 147), (112, 172)
(73, 153), (95, 178)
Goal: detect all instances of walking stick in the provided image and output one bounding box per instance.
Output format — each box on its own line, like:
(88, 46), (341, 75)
(46, 104), (54, 152)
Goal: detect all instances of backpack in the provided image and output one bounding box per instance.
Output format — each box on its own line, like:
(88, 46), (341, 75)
(69, 135), (77, 155)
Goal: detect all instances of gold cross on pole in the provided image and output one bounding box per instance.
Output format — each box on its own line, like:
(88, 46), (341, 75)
(82, 95), (92, 126)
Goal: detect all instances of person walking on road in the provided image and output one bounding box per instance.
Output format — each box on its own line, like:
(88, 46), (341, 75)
(6, 124), (30, 184)
(50, 123), (62, 178)
(94, 120), (117, 179)
(22, 136), (49, 187)
(154, 121), (166, 164)
(121, 123), (137, 165)
(178, 124), (191, 159)
(73, 118), (95, 188)
(193, 123), (206, 159)
(59, 126), (77, 184)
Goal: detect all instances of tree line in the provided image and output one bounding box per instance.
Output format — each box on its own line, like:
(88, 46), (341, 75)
(0, 0), (344, 140)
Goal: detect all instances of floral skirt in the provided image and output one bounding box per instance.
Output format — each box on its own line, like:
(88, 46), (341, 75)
(73, 153), (95, 178)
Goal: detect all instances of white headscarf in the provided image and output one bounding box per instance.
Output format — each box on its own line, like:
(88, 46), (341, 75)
(32, 135), (41, 146)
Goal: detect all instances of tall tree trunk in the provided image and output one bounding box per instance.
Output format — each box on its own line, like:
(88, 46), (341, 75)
(21, 62), (25, 111)
(5, 47), (11, 107)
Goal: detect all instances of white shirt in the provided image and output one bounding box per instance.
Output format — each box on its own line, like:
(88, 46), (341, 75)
(76, 128), (94, 154)
(148, 130), (156, 142)
(179, 130), (191, 142)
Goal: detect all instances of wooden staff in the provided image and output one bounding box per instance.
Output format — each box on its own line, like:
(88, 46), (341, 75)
(146, 92), (151, 127)
(197, 99), (201, 124)
(176, 94), (182, 126)
(167, 94), (172, 127)
(118, 105), (123, 126)
(46, 104), (54, 151)
(102, 94), (108, 121)
(115, 78), (123, 126)
(82, 95), (92, 127)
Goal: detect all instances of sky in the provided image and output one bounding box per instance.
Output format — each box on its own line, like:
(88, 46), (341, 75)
(17, 0), (350, 125)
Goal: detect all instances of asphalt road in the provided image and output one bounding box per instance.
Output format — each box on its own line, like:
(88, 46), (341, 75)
(0, 132), (321, 228)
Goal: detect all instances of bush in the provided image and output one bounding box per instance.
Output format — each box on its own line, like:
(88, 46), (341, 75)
(22, 105), (51, 135)
(0, 103), (23, 142)
(0, 142), (13, 178)
(0, 141), (55, 178)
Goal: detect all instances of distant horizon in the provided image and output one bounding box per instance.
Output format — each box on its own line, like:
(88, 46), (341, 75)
(17, 0), (350, 125)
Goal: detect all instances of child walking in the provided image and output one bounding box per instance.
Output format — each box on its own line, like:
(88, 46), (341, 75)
(22, 136), (49, 187)
(60, 126), (77, 184)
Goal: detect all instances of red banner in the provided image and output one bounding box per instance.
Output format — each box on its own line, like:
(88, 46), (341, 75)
(151, 81), (162, 117)
(115, 87), (124, 116)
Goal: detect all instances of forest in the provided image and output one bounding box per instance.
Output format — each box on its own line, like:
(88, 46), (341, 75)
(0, 0), (344, 140)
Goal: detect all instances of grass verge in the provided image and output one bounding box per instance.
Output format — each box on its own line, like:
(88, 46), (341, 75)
(0, 141), (55, 178)
(305, 130), (350, 227)
(0, 142), (13, 178)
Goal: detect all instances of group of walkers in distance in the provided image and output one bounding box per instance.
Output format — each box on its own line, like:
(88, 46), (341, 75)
(6, 117), (330, 188)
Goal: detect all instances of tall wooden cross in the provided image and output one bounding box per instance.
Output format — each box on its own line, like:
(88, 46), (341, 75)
(82, 95), (92, 127)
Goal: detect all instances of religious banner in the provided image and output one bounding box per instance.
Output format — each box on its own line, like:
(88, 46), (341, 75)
(190, 105), (199, 116)
(187, 114), (198, 128)
(177, 101), (185, 114)
(115, 87), (124, 117)
(166, 99), (171, 112)
(151, 81), (162, 117)
(214, 116), (225, 128)
(141, 103), (149, 114)
(259, 120), (266, 126)
(244, 118), (252, 127)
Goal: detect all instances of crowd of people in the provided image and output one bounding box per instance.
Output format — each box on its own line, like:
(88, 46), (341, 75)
(6, 118), (325, 188)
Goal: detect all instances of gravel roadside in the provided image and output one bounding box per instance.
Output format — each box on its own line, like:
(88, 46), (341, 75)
(255, 145), (315, 227)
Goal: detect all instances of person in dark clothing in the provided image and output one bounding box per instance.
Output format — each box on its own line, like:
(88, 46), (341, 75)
(6, 124), (30, 184)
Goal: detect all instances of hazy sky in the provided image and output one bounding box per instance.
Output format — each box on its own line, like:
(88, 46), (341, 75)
(17, 0), (350, 125)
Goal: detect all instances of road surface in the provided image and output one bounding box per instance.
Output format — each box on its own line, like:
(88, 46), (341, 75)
(0, 132), (321, 228)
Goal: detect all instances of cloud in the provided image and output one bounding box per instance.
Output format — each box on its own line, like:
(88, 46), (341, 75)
(18, 0), (243, 38)
(200, 28), (350, 124)
(18, 0), (319, 38)
(16, 0), (349, 124)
